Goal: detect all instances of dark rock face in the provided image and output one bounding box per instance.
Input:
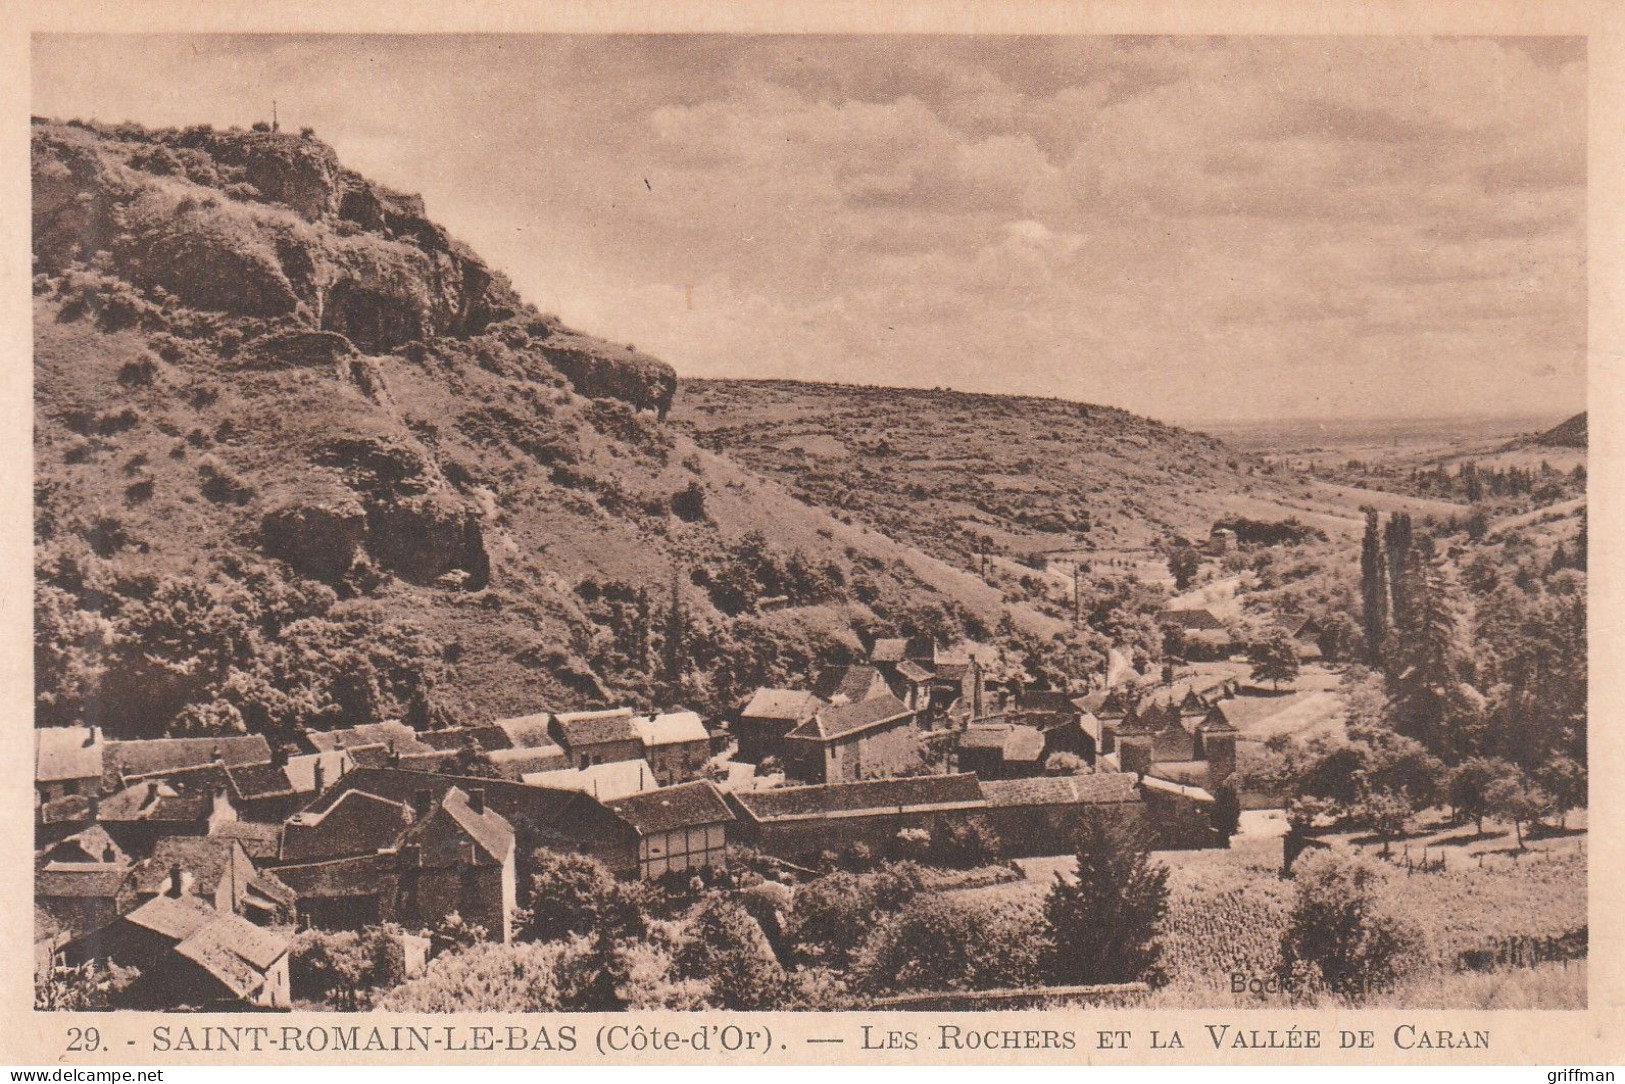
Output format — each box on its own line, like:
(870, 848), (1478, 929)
(31, 119), (677, 416)
(261, 498), (368, 583)
(366, 492), (489, 588)
(540, 336), (679, 419)
(243, 330), (358, 369)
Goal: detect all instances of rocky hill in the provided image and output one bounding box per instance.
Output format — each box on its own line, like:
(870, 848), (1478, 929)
(35, 118), (1116, 744)
(1521, 412), (1587, 450)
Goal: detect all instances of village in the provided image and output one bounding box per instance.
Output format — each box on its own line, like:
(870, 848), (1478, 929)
(33, 517), (1358, 1012)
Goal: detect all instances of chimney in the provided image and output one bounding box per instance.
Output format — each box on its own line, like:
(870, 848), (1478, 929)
(312, 758), (325, 795)
(101, 843), (116, 863)
(413, 788), (432, 817)
(401, 843), (422, 869)
(211, 744), (222, 763)
(145, 781), (160, 807)
(167, 862), (184, 898)
(468, 788), (485, 815)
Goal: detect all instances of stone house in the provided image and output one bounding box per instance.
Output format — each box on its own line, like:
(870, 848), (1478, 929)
(782, 693), (918, 784)
(35, 726), (104, 804)
(550, 708), (644, 768)
(634, 711), (712, 785)
(735, 688), (822, 764)
(60, 894), (293, 1010)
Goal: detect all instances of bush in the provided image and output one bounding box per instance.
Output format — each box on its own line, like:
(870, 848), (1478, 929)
(290, 926), (406, 1009)
(787, 863), (924, 968)
(929, 818), (1001, 868)
(1277, 850), (1423, 1001)
(670, 480), (707, 522)
(852, 894), (1042, 995)
(519, 849), (642, 943)
(673, 899), (786, 1009)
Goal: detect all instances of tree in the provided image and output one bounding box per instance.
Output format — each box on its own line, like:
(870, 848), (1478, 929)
(1536, 756), (1585, 829)
(34, 961), (139, 1011)
(1348, 787), (1412, 856)
(1359, 508), (1389, 663)
(1487, 775), (1550, 850)
(1043, 813), (1169, 986)
(1448, 757), (1513, 835)
(1166, 544), (1202, 592)
(1209, 782), (1242, 840)
(1248, 628), (1300, 692)
(1277, 850), (1422, 1000)
(673, 899), (786, 1010)
(1385, 556), (1469, 757)
(519, 850), (641, 943)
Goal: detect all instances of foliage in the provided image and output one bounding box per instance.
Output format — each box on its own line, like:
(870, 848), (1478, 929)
(1043, 813), (1170, 986)
(1486, 774), (1551, 849)
(853, 894), (1043, 995)
(1247, 628), (1300, 691)
(1209, 782), (1242, 838)
(673, 898), (787, 1009)
(290, 926), (407, 1009)
(378, 938), (605, 1012)
(34, 961), (140, 1011)
(1277, 850), (1424, 1000)
(519, 849), (643, 943)
(1449, 757), (1514, 835)
(786, 864), (925, 968)
(1166, 543), (1203, 592)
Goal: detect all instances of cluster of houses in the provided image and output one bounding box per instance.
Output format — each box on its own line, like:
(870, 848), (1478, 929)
(36, 638), (1254, 1011)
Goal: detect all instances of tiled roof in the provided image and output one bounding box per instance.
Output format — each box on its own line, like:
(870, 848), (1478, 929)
(732, 774), (985, 821)
(133, 837), (239, 896)
(1139, 774), (1215, 803)
(634, 711), (709, 747)
(98, 780), (215, 823)
(37, 865), (131, 899)
(210, 820), (281, 860)
(1156, 608), (1225, 631)
(740, 688), (822, 721)
(1015, 690), (1078, 714)
(303, 722), (430, 757)
(485, 745), (569, 780)
(959, 725), (1014, 751)
(982, 772), (1142, 807)
(417, 726), (516, 753)
(227, 763), (297, 800)
(436, 787), (516, 865)
(788, 693), (913, 741)
(606, 781), (733, 835)
(38, 794), (93, 825)
(1002, 726), (1047, 763)
(105, 735), (272, 783)
(810, 665), (888, 704)
(493, 712), (556, 748)
(36, 727), (103, 783)
(522, 760), (657, 801)
(43, 825), (126, 865)
(894, 660), (934, 683)
(173, 917), (292, 998)
(271, 853), (393, 898)
(553, 708), (639, 748)
(282, 750), (353, 794)
(123, 894), (217, 942)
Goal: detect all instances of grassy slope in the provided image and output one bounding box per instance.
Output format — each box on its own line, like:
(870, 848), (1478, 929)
(672, 378), (1302, 564)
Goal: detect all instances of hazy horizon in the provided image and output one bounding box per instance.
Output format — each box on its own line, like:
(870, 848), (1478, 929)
(33, 34), (1586, 424)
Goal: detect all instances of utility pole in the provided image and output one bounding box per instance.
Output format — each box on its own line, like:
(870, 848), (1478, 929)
(1073, 563), (1083, 624)
(272, 99), (279, 133)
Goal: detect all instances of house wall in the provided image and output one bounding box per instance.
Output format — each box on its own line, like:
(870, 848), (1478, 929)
(735, 717), (797, 764)
(638, 822), (728, 879)
(838, 716), (919, 782)
(255, 953), (291, 1010)
(643, 739), (710, 786)
(570, 738), (644, 769)
(982, 801), (1146, 857)
(735, 807), (975, 865)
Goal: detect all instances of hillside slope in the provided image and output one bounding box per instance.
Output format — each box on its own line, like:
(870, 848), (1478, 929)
(674, 378), (1298, 565)
(32, 118), (1077, 743)
(1521, 412), (1587, 449)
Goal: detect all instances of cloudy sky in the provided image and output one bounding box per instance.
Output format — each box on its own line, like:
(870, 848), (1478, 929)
(33, 35), (1585, 423)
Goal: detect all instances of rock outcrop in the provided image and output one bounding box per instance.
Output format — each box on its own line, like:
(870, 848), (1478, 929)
(31, 119), (675, 414)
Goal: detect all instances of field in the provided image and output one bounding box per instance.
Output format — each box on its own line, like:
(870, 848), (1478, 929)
(954, 807), (1587, 1008)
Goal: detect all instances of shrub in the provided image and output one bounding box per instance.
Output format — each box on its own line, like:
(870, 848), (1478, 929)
(673, 899), (786, 1009)
(670, 480), (708, 522)
(518, 849), (642, 943)
(852, 894), (1042, 995)
(1276, 850), (1424, 1001)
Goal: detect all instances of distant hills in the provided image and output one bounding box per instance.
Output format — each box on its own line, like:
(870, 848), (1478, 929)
(1520, 412), (1587, 450)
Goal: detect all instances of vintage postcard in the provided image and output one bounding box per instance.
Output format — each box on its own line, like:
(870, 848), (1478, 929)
(3, 0), (1622, 1069)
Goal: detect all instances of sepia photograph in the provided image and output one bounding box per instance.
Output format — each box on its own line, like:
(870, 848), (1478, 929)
(23, 27), (1595, 1029)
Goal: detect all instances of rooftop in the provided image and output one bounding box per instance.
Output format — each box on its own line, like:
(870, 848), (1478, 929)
(605, 781), (734, 835)
(732, 773), (985, 821)
(36, 726), (103, 783)
(634, 711), (710, 747)
(788, 693), (913, 742)
(553, 708), (639, 748)
(740, 688), (822, 721)
(522, 759), (657, 801)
